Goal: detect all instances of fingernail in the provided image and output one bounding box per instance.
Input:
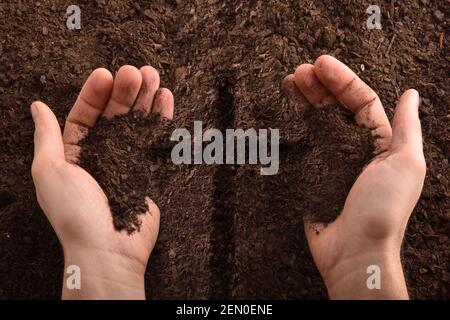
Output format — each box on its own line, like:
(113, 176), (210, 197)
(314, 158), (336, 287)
(30, 102), (39, 122)
(411, 89), (419, 99)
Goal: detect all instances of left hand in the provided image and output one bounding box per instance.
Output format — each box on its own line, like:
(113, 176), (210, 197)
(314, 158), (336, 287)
(282, 55), (426, 299)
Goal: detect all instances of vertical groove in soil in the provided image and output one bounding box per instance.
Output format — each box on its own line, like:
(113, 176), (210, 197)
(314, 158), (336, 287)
(210, 76), (236, 299)
(0, 191), (14, 209)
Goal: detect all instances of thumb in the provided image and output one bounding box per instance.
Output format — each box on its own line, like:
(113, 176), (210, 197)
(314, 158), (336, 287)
(31, 101), (65, 164)
(391, 89), (423, 152)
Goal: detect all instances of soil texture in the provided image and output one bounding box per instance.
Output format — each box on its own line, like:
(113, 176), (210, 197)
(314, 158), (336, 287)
(0, 0), (448, 299)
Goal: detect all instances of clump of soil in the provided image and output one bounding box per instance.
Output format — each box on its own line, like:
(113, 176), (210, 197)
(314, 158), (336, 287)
(79, 113), (175, 234)
(299, 106), (374, 224)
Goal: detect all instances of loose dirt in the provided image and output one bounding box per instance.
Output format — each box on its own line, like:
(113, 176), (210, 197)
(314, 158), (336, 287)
(79, 113), (175, 233)
(0, 0), (448, 299)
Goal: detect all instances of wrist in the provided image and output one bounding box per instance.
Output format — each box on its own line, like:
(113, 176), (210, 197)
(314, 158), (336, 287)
(323, 248), (408, 300)
(62, 246), (146, 300)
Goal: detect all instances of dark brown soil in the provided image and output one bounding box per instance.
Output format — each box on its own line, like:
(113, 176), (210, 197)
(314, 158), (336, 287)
(79, 113), (176, 233)
(0, 0), (449, 299)
(299, 106), (374, 224)
(292, 106), (374, 223)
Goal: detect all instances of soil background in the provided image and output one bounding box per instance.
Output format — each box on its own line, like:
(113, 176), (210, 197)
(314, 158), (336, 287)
(0, 0), (449, 299)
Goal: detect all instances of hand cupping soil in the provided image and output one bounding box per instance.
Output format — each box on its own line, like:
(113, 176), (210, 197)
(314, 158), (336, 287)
(79, 113), (176, 233)
(298, 106), (374, 224)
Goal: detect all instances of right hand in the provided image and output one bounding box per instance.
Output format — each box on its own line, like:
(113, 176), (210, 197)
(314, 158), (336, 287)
(31, 66), (174, 299)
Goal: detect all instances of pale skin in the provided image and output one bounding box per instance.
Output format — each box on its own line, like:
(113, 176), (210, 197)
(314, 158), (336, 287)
(31, 55), (426, 300)
(31, 65), (174, 299)
(282, 55), (426, 299)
